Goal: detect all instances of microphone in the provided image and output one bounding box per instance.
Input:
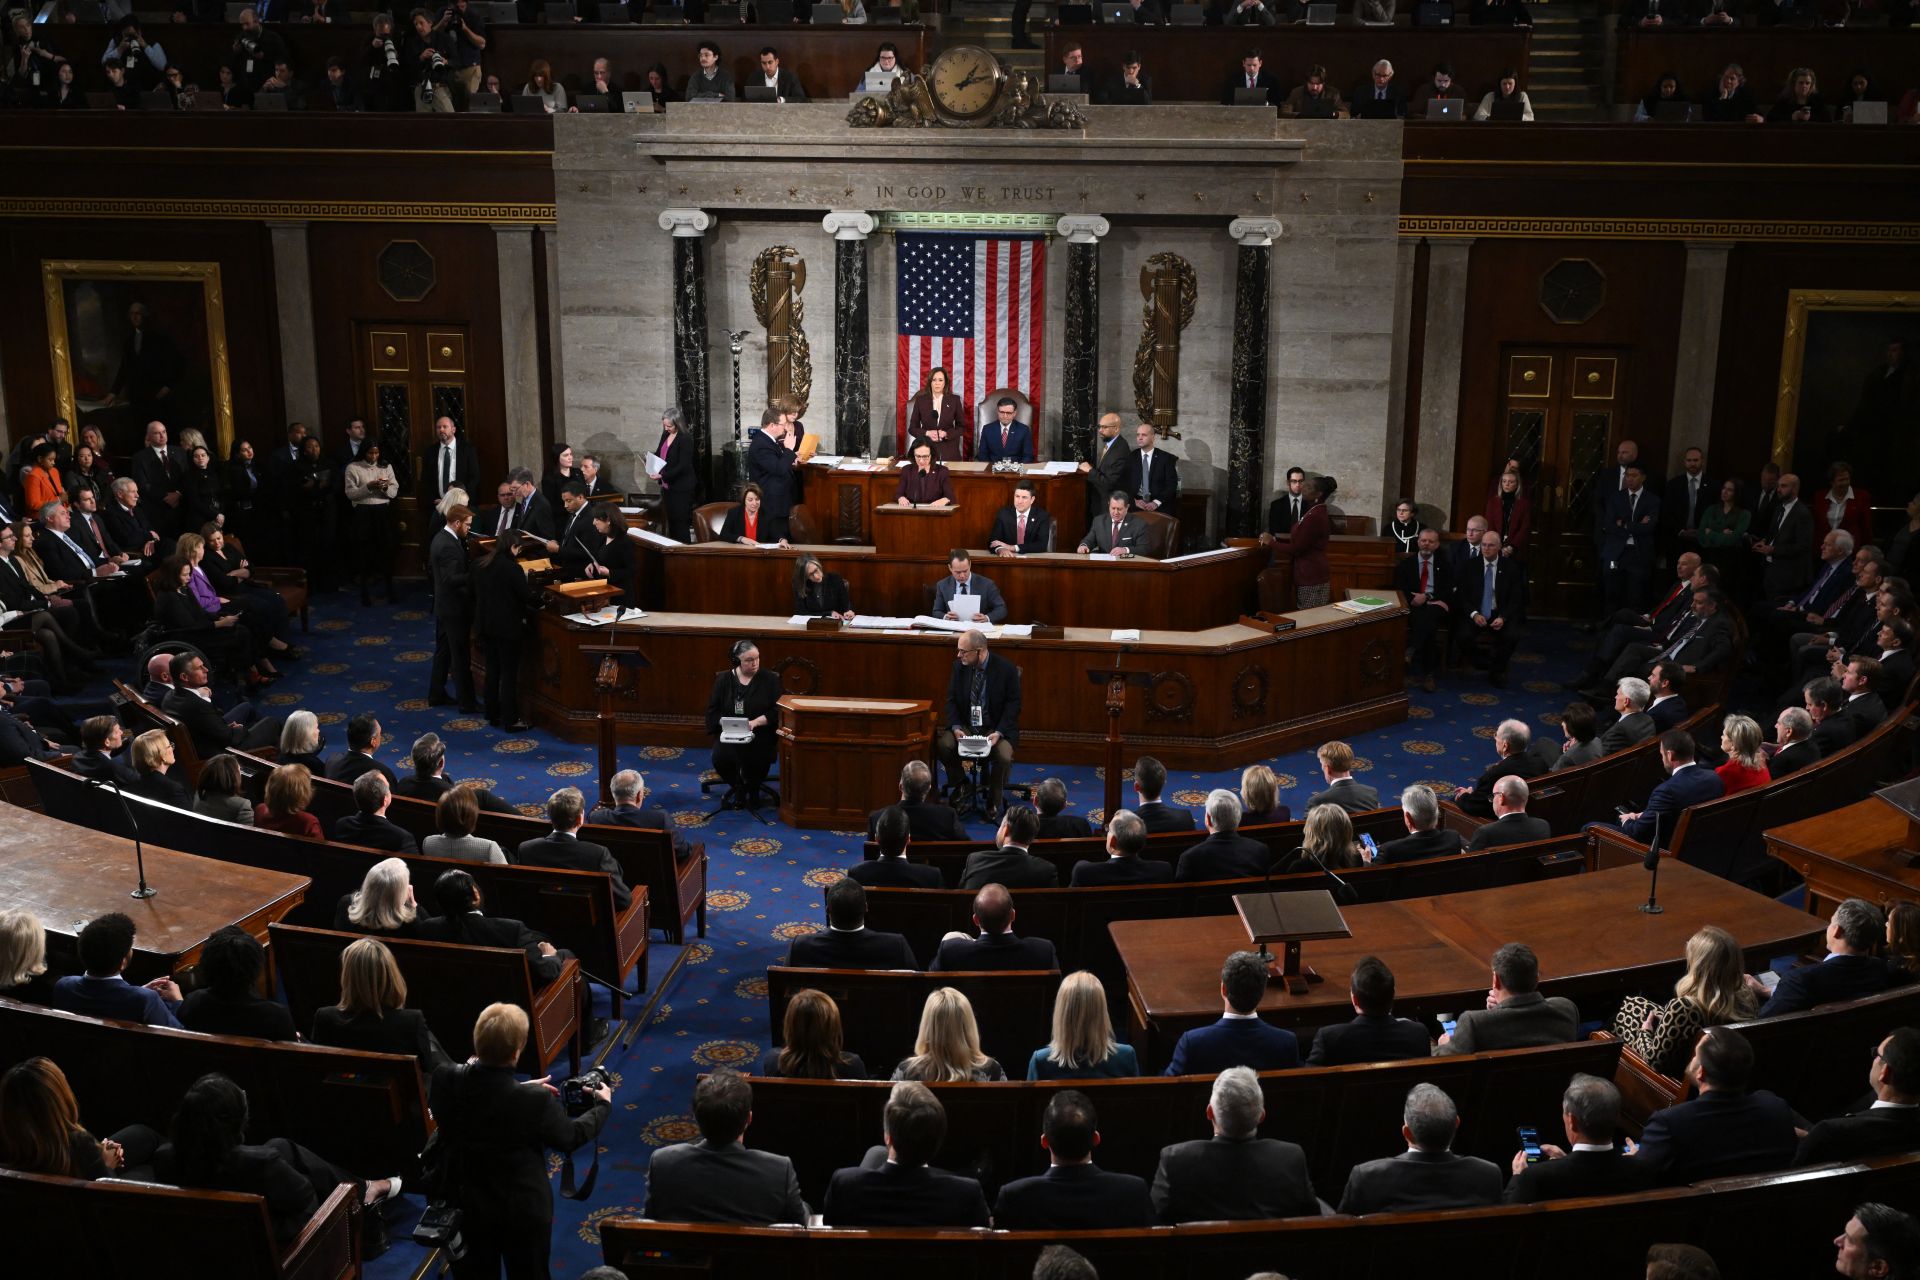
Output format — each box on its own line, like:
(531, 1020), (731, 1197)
(78, 764), (155, 900)
(1639, 806), (1664, 915)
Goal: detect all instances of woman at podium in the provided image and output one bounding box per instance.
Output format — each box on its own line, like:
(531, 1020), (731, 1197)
(894, 440), (956, 508)
(792, 554), (854, 620)
(582, 506), (635, 608)
(704, 639), (782, 809)
(904, 366), (968, 461)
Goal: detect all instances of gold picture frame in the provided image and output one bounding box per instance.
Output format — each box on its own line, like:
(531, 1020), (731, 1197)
(41, 259), (234, 457)
(1772, 288), (1920, 468)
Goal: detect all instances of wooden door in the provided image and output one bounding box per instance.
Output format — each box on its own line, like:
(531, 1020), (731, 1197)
(355, 324), (471, 570)
(1496, 348), (1627, 618)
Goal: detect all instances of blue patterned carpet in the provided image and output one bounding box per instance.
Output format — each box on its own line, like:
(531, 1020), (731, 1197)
(213, 594), (1592, 1278)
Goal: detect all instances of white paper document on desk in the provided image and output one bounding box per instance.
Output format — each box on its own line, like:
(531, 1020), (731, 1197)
(911, 615), (973, 633)
(1040, 460), (1081, 475)
(850, 615), (916, 629)
(1111, 628), (1142, 641)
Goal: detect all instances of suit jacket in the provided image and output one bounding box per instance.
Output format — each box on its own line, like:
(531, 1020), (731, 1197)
(1598, 710), (1656, 755)
(1505, 1148), (1660, 1203)
(1305, 778), (1379, 814)
(69, 509), (120, 562)
(162, 687), (244, 758)
(178, 988), (298, 1041)
(1350, 84), (1408, 119)
(1083, 433), (1132, 509)
(943, 650), (1020, 739)
(822, 1161), (990, 1228)
(52, 973), (182, 1029)
(72, 747), (140, 788)
(1769, 738), (1821, 779)
(129, 444), (189, 522)
(400, 772), (517, 814)
(1659, 612), (1735, 674)
(1633, 1089), (1799, 1184)
(1165, 1015), (1300, 1076)
(653, 430), (696, 504)
(1761, 500), (1815, 597)
(513, 831), (633, 910)
(1038, 811), (1095, 839)
(1152, 1135), (1316, 1223)
(868, 800), (963, 842)
(102, 501), (154, 559)
(0, 705), (57, 766)
(906, 392), (968, 459)
(975, 419), (1035, 464)
(848, 856), (944, 889)
(933, 574), (1009, 625)
(35, 528), (100, 585)
(311, 1005), (450, 1070)
(959, 845), (1058, 891)
(717, 504), (779, 545)
(994, 1162), (1155, 1230)
(988, 505), (1054, 556)
(1375, 828), (1465, 865)
(1339, 1148), (1503, 1214)
(786, 926), (918, 970)
(745, 430), (798, 529)
(1844, 691), (1888, 736)
(410, 912), (564, 986)
(428, 1063), (608, 1225)
(1465, 812), (1553, 851)
(1647, 694), (1690, 733)
(1100, 72), (1153, 104)
(1620, 764), (1722, 848)
(1393, 550), (1456, 607)
(1071, 855), (1175, 886)
(643, 1139), (808, 1225)
(1222, 67), (1280, 106)
(1174, 832), (1270, 882)
(326, 751), (398, 787)
(931, 931), (1057, 972)
(1456, 554), (1526, 625)
(1600, 487), (1661, 565)
(330, 811), (419, 854)
(1794, 1105), (1920, 1167)
(1455, 740), (1558, 818)
(1662, 473), (1715, 537)
(585, 802), (690, 859)
(1758, 952), (1891, 1017)
(429, 527), (473, 620)
(1082, 512), (1150, 556)
(1305, 1013), (1432, 1066)
(1125, 447), (1179, 510)
(1437, 990), (1579, 1056)
(1135, 801), (1196, 834)
(420, 437), (479, 507)
(1812, 713), (1858, 758)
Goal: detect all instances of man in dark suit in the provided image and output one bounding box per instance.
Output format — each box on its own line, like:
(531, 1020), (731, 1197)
(1035, 776), (1095, 840)
(505, 467), (555, 542)
(1220, 49), (1280, 107)
(513, 786), (633, 910)
(582, 766), (688, 857)
(50, 911), (183, 1028)
(1643, 584), (1735, 685)
(1264, 466), (1308, 537)
(1079, 413), (1132, 523)
(1174, 789), (1270, 882)
(1305, 740), (1379, 814)
(748, 46), (808, 102)
(642, 1069), (807, 1224)
(1151, 1064), (1317, 1223)
(1163, 950), (1300, 1075)
(1395, 528), (1455, 691)
(1436, 941), (1578, 1056)
(1597, 676), (1658, 754)
(931, 884), (1058, 972)
(786, 876), (918, 970)
(1765, 530), (1860, 651)
(428, 505), (480, 712)
(1758, 898), (1891, 1018)
(330, 772), (420, 854)
(1643, 660), (1691, 734)
(1504, 1075), (1659, 1204)
(1807, 678), (1860, 758)
(934, 626), (1020, 813)
(988, 482), (1054, 557)
(975, 398), (1036, 464)
(849, 805), (943, 890)
(1375, 784), (1465, 864)
(931, 552), (1010, 626)
(1769, 706), (1821, 779)
(822, 1082), (991, 1227)
(397, 730), (517, 814)
(1464, 776), (1552, 851)
(1841, 656), (1890, 736)
(1454, 530), (1527, 687)
(959, 804), (1056, 890)
(0, 702), (59, 768)
(477, 481), (520, 541)
(1795, 1030), (1920, 1167)
(162, 653), (281, 757)
(420, 415), (479, 531)
(1753, 472), (1814, 600)
(67, 486), (131, 567)
(1071, 809), (1173, 886)
(867, 761), (963, 842)
(1628, 1026), (1798, 1184)
(1660, 446), (1713, 559)
(1305, 956), (1432, 1066)
(744, 408), (800, 540)
(1125, 422), (1178, 513)
(1350, 58), (1408, 118)
(1598, 729), (1722, 853)
(129, 419), (190, 535)
(1078, 490), (1151, 557)
(1454, 719), (1557, 819)
(1338, 1083), (1502, 1213)
(72, 715), (139, 787)
(1130, 755), (1195, 833)
(326, 713), (398, 786)
(1599, 464), (1661, 616)
(994, 1091), (1154, 1229)
(102, 478), (159, 562)
(1578, 552), (1703, 695)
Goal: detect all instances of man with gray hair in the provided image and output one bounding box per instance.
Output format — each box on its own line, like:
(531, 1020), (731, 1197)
(588, 767), (690, 858)
(1454, 718), (1557, 819)
(1597, 675), (1656, 754)
(1756, 897), (1891, 1017)
(1464, 775), (1550, 850)
(330, 770), (419, 854)
(1375, 785), (1464, 864)
(506, 465), (555, 540)
(1174, 788), (1271, 882)
(396, 730), (516, 813)
(1436, 941), (1578, 1055)
(1504, 1074), (1658, 1203)
(515, 786), (632, 909)
(1352, 57), (1405, 119)
(1071, 809), (1173, 886)
(1149, 1066), (1317, 1223)
(1337, 1083), (1501, 1214)
(102, 475), (160, 561)
(1769, 705), (1818, 780)
(867, 759), (963, 841)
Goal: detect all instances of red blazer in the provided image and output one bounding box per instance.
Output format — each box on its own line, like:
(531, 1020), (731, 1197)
(1290, 501), (1332, 587)
(904, 392), (969, 460)
(1820, 488), (1873, 548)
(1484, 491), (1533, 554)
(254, 807), (323, 839)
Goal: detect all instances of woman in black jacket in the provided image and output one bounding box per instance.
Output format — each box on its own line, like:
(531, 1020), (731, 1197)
(310, 937), (452, 1072)
(151, 554), (262, 686)
(182, 444), (225, 531)
(654, 407), (698, 542)
(128, 728), (191, 809)
(291, 436), (337, 591)
(223, 439), (264, 551)
(792, 554), (854, 619)
(581, 505), (635, 607)
(177, 926), (298, 1042)
(473, 544), (536, 731)
(704, 638), (782, 808)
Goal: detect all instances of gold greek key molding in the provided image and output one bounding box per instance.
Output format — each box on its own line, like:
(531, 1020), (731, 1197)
(0, 197), (555, 224)
(1400, 215), (1920, 243)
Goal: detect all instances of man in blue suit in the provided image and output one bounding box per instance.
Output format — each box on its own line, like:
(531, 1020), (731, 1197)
(976, 397), (1036, 464)
(1604, 729), (1723, 853)
(1757, 898), (1891, 1018)
(1627, 1026), (1798, 1185)
(744, 406), (800, 540)
(1599, 463), (1661, 616)
(1164, 950), (1299, 1076)
(51, 912), (183, 1029)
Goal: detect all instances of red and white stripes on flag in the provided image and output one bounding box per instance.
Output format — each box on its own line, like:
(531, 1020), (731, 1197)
(894, 232), (1046, 455)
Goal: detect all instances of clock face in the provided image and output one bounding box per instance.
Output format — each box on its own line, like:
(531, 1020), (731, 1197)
(929, 45), (1004, 122)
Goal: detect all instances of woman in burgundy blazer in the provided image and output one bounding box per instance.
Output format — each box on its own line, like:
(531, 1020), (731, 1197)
(904, 367), (969, 461)
(1290, 475), (1336, 608)
(1483, 468), (1533, 556)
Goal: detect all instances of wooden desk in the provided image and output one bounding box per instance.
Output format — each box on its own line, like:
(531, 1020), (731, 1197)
(776, 695), (933, 830)
(1765, 796), (1920, 921)
(1246, 534), (1402, 611)
(635, 539), (1272, 628)
(0, 802), (310, 984)
(803, 463), (1089, 551)
(872, 504), (963, 558)
(523, 593), (1408, 769)
(1112, 861), (1824, 1069)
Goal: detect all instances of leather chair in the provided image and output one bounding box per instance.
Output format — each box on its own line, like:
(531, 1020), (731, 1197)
(691, 502), (738, 545)
(1132, 510), (1181, 560)
(787, 504), (819, 545)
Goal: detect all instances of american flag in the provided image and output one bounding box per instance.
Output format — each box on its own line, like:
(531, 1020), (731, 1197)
(895, 232), (1046, 455)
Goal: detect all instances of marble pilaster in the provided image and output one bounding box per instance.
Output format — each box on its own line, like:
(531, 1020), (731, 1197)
(660, 208), (715, 492)
(1412, 237), (1475, 525)
(267, 221), (321, 431)
(493, 224), (544, 473)
(1226, 218), (1282, 539)
(1056, 215), (1109, 464)
(823, 210), (875, 456)
(1668, 241), (1732, 473)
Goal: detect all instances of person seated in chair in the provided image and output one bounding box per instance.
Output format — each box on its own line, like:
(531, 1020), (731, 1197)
(586, 767), (690, 860)
(512, 786), (632, 910)
(849, 804), (943, 889)
(51, 911), (182, 1029)
(1840, 655), (1889, 736)
(1434, 941), (1578, 1055)
(1305, 740), (1379, 813)
(1151, 1066), (1319, 1223)
(329, 771), (419, 854)
(412, 870), (567, 986)
(1598, 729), (1722, 855)
(1375, 784), (1464, 864)
(1753, 897), (1890, 1017)
(177, 926), (297, 1042)
(1552, 702), (1606, 771)
(394, 730), (514, 812)
(933, 627), (1020, 815)
(1163, 950), (1300, 1075)
(1337, 1083), (1503, 1213)
(325, 712), (397, 786)
(931, 551), (1008, 625)
(992, 1091), (1155, 1230)
(1597, 676), (1658, 754)
(821, 1082), (991, 1228)
(1071, 809), (1173, 886)
(1627, 1026), (1798, 1184)
(1306, 956), (1432, 1066)
(1454, 718), (1557, 818)
(1464, 775), (1551, 850)
(959, 804), (1056, 890)
(161, 652), (282, 758)
(1504, 1074), (1658, 1204)
(1794, 1029), (1920, 1167)
(1643, 660), (1691, 733)
(71, 714), (138, 788)
(931, 883), (1058, 972)
(1129, 755), (1195, 832)
(1174, 789), (1269, 882)
(867, 760), (962, 841)
(785, 876), (918, 970)
(1034, 775), (1094, 839)
(1805, 677), (1859, 758)
(989, 480), (1053, 557)
(642, 1069), (808, 1225)
(1078, 490), (1148, 558)
(976, 397), (1036, 464)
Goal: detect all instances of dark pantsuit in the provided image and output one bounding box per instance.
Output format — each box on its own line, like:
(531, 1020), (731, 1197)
(664, 489), (694, 544)
(449, 1214), (549, 1280)
(712, 734), (777, 794)
(431, 613), (477, 707)
(1407, 602), (1451, 677)
(483, 636), (522, 726)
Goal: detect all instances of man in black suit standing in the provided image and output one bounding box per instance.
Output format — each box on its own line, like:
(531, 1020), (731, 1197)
(129, 419), (189, 536)
(1078, 412), (1132, 523)
(506, 467), (555, 541)
(1220, 49), (1280, 107)
(585, 768), (689, 858)
(934, 628), (1021, 815)
(1753, 471), (1814, 600)
(1454, 719), (1557, 818)
(1464, 776), (1552, 851)
(161, 653), (281, 757)
(642, 1069), (807, 1224)
(1795, 1029), (1920, 1167)
(326, 712), (398, 786)
(1070, 809), (1173, 886)
(427, 505), (480, 712)
(1305, 956), (1432, 1066)
(866, 761), (963, 842)
(1661, 446), (1713, 558)
(1374, 785), (1464, 864)
(1151, 1065), (1317, 1223)
(1338, 1084), (1503, 1213)
(1264, 466), (1308, 537)
(849, 805), (943, 890)
(930, 884), (1058, 972)
(514, 786), (633, 910)
(1131, 756), (1195, 833)
(745, 407), (800, 541)
(994, 1091), (1155, 1230)
(988, 481), (1054, 557)
(1305, 740), (1379, 813)
(786, 876), (918, 969)
(1174, 789), (1270, 882)
(1395, 528), (1454, 691)
(330, 772), (419, 853)
(420, 414), (478, 533)
(960, 805), (1057, 890)
(1599, 464), (1661, 617)
(1125, 422), (1178, 514)
(1756, 898), (1890, 1017)
(1628, 1027), (1799, 1184)
(1504, 1074), (1658, 1204)
(822, 1083), (991, 1227)
(1455, 529), (1527, 688)
(1035, 776), (1094, 839)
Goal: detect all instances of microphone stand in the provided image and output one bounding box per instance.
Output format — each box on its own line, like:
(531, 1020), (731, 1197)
(1639, 807), (1663, 915)
(83, 771), (155, 900)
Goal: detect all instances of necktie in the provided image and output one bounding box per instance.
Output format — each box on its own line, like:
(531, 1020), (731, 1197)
(1627, 492), (1639, 543)
(1376, 88), (1384, 99)
(1482, 562), (1496, 616)
(971, 667), (985, 711)
(1112, 520), (1121, 545)
(496, 508), (509, 536)
(1419, 557), (1430, 594)
(1664, 617), (1700, 659)
(1292, 496), (1301, 522)
(441, 445), (452, 494)
(1138, 453), (1152, 498)
(1017, 514), (1026, 545)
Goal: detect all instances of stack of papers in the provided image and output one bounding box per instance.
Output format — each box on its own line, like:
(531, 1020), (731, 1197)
(565, 607), (648, 626)
(1038, 460), (1081, 475)
(1111, 628), (1142, 641)
(849, 614), (916, 629)
(1335, 596), (1391, 614)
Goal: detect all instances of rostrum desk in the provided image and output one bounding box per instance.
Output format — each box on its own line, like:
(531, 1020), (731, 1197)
(800, 461), (1091, 550)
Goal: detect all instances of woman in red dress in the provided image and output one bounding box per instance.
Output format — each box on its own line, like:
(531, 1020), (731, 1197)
(1483, 467), (1532, 557)
(1713, 715), (1771, 797)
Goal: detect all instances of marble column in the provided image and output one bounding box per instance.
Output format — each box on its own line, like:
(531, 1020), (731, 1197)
(541, 228), (567, 442)
(494, 224), (544, 473)
(1226, 218), (1283, 539)
(1055, 215), (1109, 463)
(659, 208), (715, 492)
(823, 210), (875, 456)
(1667, 241), (1732, 473)
(1412, 237), (1475, 525)
(1382, 237), (1421, 516)
(267, 221), (321, 431)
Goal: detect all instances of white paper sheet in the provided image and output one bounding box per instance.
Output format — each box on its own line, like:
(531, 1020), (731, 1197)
(1111, 628), (1142, 641)
(643, 453), (666, 477)
(950, 592), (982, 621)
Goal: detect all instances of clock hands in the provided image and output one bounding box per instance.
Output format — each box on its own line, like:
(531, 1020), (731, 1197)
(953, 68), (987, 90)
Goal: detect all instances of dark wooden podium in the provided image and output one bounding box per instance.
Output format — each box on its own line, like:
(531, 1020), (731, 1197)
(873, 505), (962, 558)
(776, 695), (934, 829)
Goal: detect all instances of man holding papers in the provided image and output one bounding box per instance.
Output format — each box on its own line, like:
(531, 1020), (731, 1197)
(932, 550), (1008, 624)
(935, 628), (1023, 820)
(1078, 491), (1148, 558)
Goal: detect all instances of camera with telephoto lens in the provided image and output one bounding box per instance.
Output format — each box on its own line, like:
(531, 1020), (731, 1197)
(383, 38), (399, 67)
(423, 48), (449, 83)
(562, 1067), (612, 1116)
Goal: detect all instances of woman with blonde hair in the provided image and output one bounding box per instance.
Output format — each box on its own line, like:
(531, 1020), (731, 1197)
(309, 938), (450, 1070)
(1714, 714), (1770, 796)
(0, 908), (53, 1004)
(891, 987), (1006, 1082)
(1028, 971), (1138, 1079)
(129, 728), (190, 808)
(1611, 925), (1759, 1076)
(1280, 803), (1364, 874)
(0, 1056), (159, 1180)
(333, 857), (418, 937)
(254, 763), (321, 838)
(758, 988), (867, 1079)
(1239, 763), (1290, 826)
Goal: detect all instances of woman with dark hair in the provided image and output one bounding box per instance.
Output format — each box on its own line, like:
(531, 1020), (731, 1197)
(540, 442), (579, 514)
(223, 439), (263, 546)
(1768, 67), (1831, 122)
(22, 442), (64, 512)
(62, 442), (112, 505)
(1483, 468), (1531, 555)
(1886, 902), (1920, 984)
(905, 366), (967, 460)
(1552, 700), (1604, 769)
(0, 1057), (160, 1181)
(0, 524), (96, 692)
(1633, 71), (1690, 122)
(792, 554), (854, 620)
(756, 988), (867, 1079)
(1697, 478), (1750, 551)
(1837, 68), (1879, 122)
(655, 408), (697, 542)
(178, 926), (297, 1041)
(718, 482), (789, 548)
(473, 541), (537, 732)
(199, 524), (295, 653)
(151, 553), (266, 685)
(421, 783), (508, 864)
(644, 61), (673, 109)
(292, 435), (337, 591)
(1472, 68), (1532, 121)
(1386, 500), (1423, 558)
(343, 440), (399, 605)
(522, 58), (566, 112)
(1288, 474), (1335, 609)
(583, 505), (635, 607)
(182, 444), (224, 532)
(193, 754), (255, 826)
(894, 438), (956, 508)
(412, 871), (567, 983)
(704, 638), (782, 808)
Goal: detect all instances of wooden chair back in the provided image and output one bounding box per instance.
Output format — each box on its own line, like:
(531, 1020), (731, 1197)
(1132, 508), (1180, 559)
(766, 966), (1061, 1081)
(691, 501), (738, 544)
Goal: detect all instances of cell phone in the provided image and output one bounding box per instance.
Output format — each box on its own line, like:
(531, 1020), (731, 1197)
(1440, 1018), (1458, 1038)
(1518, 1125), (1542, 1164)
(1615, 804), (1632, 815)
(1359, 833), (1379, 862)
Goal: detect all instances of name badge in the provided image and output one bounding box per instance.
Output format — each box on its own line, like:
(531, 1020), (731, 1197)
(970, 704), (985, 729)
(246, 59), (255, 73)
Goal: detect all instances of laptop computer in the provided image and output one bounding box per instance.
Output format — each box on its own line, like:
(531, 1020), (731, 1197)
(622, 91), (655, 111)
(1424, 96), (1464, 120)
(86, 91), (118, 109)
(139, 89), (174, 111)
(742, 84), (779, 101)
(1056, 1), (1095, 20)
(573, 92), (609, 111)
(706, 1), (742, 18)
(1294, 95), (1337, 119)
(511, 93), (550, 112)
(1047, 73), (1082, 94)
(1488, 99), (1525, 121)
(1652, 100), (1690, 122)
(1232, 86), (1271, 106)
(1100, 2), (1129, 18)
(1168, 2), (1205, 20)
(811, 5), (843, 19)
(543, 0), (576, 19)
(753, 0), (792, 19)
(253, 90), (288, 111)
(482, 1), (517, 21)
(1304, 2), (1336, 21)
(1850, 100), (1887, 124)
(869, 2), (901, 18)
(190, 93), (226, 111)
(864, 70), (898, 93)
(719, 717), (754, 744)
(468, 91), (502, 111)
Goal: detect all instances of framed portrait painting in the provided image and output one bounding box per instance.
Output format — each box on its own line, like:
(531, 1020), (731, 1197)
(41, 260), (235, 457)
(1774, 289), (1920, 502)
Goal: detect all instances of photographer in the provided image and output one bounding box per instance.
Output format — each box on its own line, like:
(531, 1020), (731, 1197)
(428, 1003), (612, 1280)
(353, 13), (407, 111)
(440, 0), (485, 102)
(98, 17), (166, 92)
(404, 6), (455, 113)
(8, 13), (68, 107)
(230, 6), (286, 93)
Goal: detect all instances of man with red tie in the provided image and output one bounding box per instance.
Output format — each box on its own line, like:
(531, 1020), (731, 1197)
(989, 481), (1055, 557)
(1079, 490), (1148, 558)
(1392, 528), (1455, 692)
